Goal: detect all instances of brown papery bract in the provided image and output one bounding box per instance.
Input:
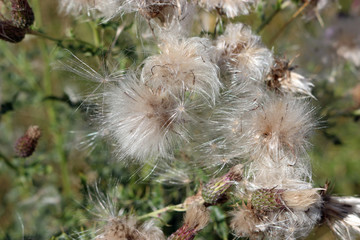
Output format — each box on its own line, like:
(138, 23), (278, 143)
(282, 188), (321, 211)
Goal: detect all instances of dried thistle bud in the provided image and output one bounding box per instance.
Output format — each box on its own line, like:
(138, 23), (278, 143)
(0, 21), (26, 43)
(251, 188), (285, 212)
(230, 203), (262, 238)
(266, 57), (314, 98)
(168, 203), (210, 240)
(138, 0), (175, 22)
(202, 164), (243, 205)
(11, 0), (34, 28)
(251, 188), (321, 213)
(14, 125), (41, 158)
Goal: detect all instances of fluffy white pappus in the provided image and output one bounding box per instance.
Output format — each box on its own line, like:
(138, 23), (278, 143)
(323, 196), (360, 240)
(244, 161), (313, 189)
(57, 0), (93, 16)
(216, 23), (273, 85)
(211, 84), (263, 137)
(102, 75), (194, 163)
(90, 0), (122, 21)
(83, 183), (165, 240)
(152, 160), (193, 185)
(152, 1), (196, 37)
(230, 205), (265, 238)
(196, 137), (239, 173)
(197, 0), (259, 18)
(141, 36), (221, 105)
(238, 94), (315, 168)
(93, 0), (181, 23)
(195, 84), (262, 170)
(262, 206), (322, 240)
(54, 51), (123, 85)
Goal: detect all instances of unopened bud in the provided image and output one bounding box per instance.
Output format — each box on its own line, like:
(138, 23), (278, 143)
(251, 188), (285, 212)
(15, 125), (41, 158)
(251, 188), (321, 213)
(11, 0), (34, 28)
(0, 21), (26, 43)
(202, 164), (243, 206)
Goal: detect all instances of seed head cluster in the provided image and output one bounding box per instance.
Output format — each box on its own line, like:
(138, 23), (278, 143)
(57, 0), (360, 239)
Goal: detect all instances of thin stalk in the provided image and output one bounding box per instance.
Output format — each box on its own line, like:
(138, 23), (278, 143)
(0, 152), (18, 172)
(256, 1), (284, 33)
(270, 0), (311, 44)
(32, 0), (72, 198)
(28, 29), (96, 49)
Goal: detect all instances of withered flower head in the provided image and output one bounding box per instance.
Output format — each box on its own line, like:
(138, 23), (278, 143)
(266, 57), (314, 98)
(0, 0), (34, 43)
(10, 0), (34, 28)
(14, 125), (41, 158)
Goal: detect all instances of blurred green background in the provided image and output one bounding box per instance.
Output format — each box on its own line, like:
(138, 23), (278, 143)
(0, 0), (360, 239)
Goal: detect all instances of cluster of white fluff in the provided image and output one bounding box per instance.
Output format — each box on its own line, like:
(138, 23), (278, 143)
(216, 23), (273, 85)
(57, 0), (191, 25)
(57, 0), (94, 16)
(58, 0), (360, 239)
(99, 34), (222, 163)
(81, 183), (165, 240)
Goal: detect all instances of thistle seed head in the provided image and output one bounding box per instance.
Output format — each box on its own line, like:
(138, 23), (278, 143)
(141, 36), (221, 104)
(216, 23), (273, 85)
(266, 57), (314, 98)
(103, 77), (190, 163)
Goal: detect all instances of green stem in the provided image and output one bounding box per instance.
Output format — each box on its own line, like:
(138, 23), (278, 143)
(28, 29), (97, 49)
(32, 0), (72, 198)
(0, 152), (18, 172)
(270, 0), (311, 44)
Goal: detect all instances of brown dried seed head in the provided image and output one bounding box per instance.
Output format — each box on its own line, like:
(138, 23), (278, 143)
(11, 0), (34, 28)
(0, 21), (26, 43)
(14, 125), (41, 158)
